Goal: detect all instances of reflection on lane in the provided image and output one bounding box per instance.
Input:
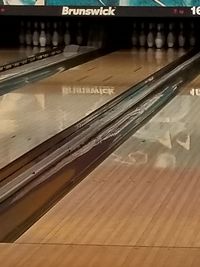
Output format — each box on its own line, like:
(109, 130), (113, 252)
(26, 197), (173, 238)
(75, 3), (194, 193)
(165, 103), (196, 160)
(0, 48), (182, 169)
(0, 47), (44, 66)
(113, 73), (200, 169)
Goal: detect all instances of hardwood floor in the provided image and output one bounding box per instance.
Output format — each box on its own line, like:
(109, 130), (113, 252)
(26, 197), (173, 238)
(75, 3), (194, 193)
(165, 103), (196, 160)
(0, 48), (181, 169)
(0, 47), (40, 66)
(1, 48), (197, 266)
(8, 71), (200, 266)
(1, 244), (200, 266)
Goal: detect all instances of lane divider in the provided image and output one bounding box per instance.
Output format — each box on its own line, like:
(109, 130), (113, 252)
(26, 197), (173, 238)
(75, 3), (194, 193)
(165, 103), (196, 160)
(0, 48), (200, 242)
(0, 48), (197, 181)
(0, 47), (62, 73)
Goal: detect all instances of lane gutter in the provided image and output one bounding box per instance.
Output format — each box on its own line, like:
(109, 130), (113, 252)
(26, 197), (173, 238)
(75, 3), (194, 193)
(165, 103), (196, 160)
(0, 48), (198, 181)
(1, 49), (200, 242)
(0, 45), (109, 96)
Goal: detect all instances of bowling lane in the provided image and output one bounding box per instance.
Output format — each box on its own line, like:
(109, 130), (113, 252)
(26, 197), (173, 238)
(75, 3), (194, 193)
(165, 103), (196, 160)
(1, 244), (200, 267)
(17, 70), (200, 249)
(0, 48), (182, 169)
(0, 47), (43, 66)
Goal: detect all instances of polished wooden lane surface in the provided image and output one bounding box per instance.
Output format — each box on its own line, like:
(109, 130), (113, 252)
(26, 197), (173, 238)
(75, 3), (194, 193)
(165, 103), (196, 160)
(1, 244), (200, 267)
(12, 72), (200, 265)
(0, 48), (181, 169)
(0, 47), (40, 66)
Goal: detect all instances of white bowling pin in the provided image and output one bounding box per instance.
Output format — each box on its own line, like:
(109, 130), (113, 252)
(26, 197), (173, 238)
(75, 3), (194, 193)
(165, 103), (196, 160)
(25, 21), (32, 46)
(131, 22), (138, 47)
(178, 23), (186, 47)
(189, 32), (196, 47)
(189, 22), (196, 47)
(147, 23), (155, 48)
(39, 22), (47, 47)
(76, 22), (83, 45)
(19, 21), (25, 45)
(64, 22), (71, 46)
(32, 21), (39, 46)
(58, 21), (64, 45)
(52, 22), (59, 47)
(97, 28), (104, 48)
(139, 23), (146, 47)
(155, 23), (165, 49)
(178, 32), (186, 47)
(46, 22), (52, 46)
(87, 26), (94, 47)
(167, 23), (176, 48)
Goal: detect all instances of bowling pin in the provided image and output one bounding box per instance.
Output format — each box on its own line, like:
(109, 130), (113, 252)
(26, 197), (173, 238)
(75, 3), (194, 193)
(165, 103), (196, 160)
(39, 22), (47, 47)
(139, 23), (146, 47)
(64, 22), (71, 46)
(131, 22), (138, 47)
(97, 27), (104, 48)
(155, 23), (165, 49)
(76, 22), (83, 45)
(167, 23), (176, 48)
(32, 21), (39, 46)
(178, 22), (186, 48)
(46, 22), (52, 46)
(87, 26), (94, 47)
(19, 21), (25, 45)
(147, 23), (155, 48)
(52, 22), (59, 47)
(58, 21), (64, 45)
(25, 21), (32, 46)
(88, 24), (99, 48)
(189, 22), (196, 47)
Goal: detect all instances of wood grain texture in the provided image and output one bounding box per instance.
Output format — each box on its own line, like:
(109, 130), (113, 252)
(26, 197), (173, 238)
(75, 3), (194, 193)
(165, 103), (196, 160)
(2, 48), (196, 266)
(0, 48), (181, 169)
(17, 72), (200, 249)
(1, 244), (200, 267)
(0, 47), (41, 66)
